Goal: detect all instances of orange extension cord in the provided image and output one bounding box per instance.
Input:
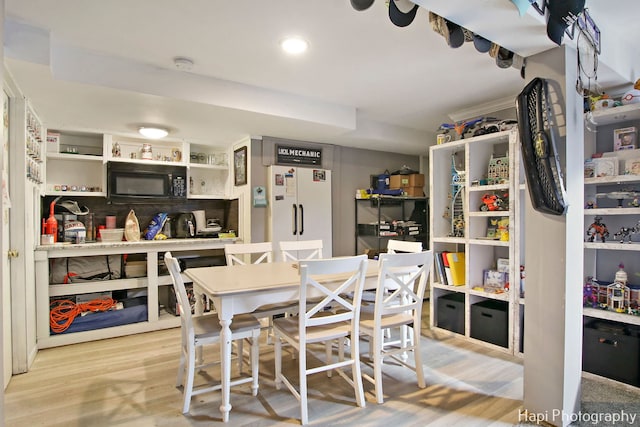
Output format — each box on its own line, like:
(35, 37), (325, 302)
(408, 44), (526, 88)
(49, 297), (117, 333)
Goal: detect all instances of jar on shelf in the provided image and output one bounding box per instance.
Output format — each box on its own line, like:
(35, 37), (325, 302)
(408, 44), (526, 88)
(141, 144), (153, 160)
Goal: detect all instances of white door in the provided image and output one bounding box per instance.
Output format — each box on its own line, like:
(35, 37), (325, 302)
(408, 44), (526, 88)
(2, 89), (12, 388)
(296, 168), (332, 257)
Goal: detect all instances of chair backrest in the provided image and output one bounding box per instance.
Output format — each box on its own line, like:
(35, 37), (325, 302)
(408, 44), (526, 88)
(279, 239), (323, 262)
(164, 252), (195, 343)
(387, 239), (423, 254)
(298, 254), (368, 343)
(374, 251), (433, 323)
(224, 242), (273, 265)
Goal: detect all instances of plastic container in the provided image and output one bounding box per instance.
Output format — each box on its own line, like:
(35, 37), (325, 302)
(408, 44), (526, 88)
(99, 228), (124, 242)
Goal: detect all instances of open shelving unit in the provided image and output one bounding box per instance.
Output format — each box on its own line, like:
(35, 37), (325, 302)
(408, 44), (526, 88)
(429, 129), (525, 355)
(582, 103), (640, 387)
(354, 196), (428, 255)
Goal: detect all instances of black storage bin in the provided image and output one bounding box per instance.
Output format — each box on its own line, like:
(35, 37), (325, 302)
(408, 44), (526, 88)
(470, 299), (508, 347)
(436, 292), (465, 334)
(583, 320), (640, 387)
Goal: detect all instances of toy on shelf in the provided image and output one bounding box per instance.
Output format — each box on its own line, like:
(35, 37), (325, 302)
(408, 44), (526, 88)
(612, 221), (639, 243)
(586, 216), (609, 243)
(439, 117), (484, 140)
(583, 276), (598, 308)
(448, 153), (465, 237)
(497, 217), (509, 241)
(486, 154), (509, 185)
(606, 264), (631, 313)
(596, 190), (640, 208)
(480, 191), (509, 211)
(607, 282), (630, 313)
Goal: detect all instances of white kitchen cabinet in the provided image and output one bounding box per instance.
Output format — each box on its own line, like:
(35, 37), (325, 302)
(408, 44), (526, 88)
(429, 129), (525, 354)
(35, 238), (236, 348)
(44, 132), (232, 199)
(45, 131), (105, 197)
(187, 143), (230, 199)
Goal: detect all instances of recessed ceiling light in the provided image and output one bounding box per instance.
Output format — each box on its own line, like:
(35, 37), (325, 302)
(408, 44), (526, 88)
(280, 36), (308, 55)
(138, 127), (169, 139)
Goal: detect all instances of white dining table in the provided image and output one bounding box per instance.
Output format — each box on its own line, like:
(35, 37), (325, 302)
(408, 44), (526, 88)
(184, 259), (379, 422)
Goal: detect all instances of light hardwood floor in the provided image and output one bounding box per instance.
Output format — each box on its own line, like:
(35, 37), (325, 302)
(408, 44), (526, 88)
(5, 304), (531, 426)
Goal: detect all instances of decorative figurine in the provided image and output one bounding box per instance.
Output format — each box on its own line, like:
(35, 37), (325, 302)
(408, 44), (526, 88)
(112, 141), (121, 158)
(586, 216), (609, 242)
(452, 215), (465, 238)
(583, 277), (598, 308)
(613, 222), (639, 243)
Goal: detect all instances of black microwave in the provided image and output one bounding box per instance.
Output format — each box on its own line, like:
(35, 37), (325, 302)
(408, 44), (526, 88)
(107, 161), (187, 203)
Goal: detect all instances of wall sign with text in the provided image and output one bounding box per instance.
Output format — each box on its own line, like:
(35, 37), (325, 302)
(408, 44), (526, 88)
(276, 145), (322, 166)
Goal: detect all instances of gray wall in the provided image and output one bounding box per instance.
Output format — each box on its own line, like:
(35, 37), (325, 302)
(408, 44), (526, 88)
(250, 136), (421, 256)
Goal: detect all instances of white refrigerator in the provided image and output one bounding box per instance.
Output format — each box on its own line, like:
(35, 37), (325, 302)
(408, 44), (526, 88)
(267, 166), (332, 261)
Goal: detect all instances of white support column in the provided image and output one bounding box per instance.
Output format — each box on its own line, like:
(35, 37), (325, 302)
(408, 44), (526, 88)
(523, 45), (584, 426)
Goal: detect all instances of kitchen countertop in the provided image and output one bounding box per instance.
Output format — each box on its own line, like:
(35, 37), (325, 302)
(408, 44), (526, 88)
(35, 237), (238, 256)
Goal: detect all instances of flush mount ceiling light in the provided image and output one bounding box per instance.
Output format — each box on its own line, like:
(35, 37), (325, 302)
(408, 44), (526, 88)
(138, 127), (169, 139)
(280, 36), (308, 55)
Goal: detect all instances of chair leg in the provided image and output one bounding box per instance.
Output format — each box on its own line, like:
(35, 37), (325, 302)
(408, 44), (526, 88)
(274, 334), (282, 390)
(266, 316), (274, 345)
(182, 346), (196, 413)
(400, 325), (409, 362)
(413, 323), (426, 389)
(372, 331), (385, 404)
(325, 341), (333, 378)
(237, 339), (244, 374)
(250, 335), (260, 396)
(350, 334), (366, 408)
(176, 349), (186, 388)
(299, 347), (309, 425)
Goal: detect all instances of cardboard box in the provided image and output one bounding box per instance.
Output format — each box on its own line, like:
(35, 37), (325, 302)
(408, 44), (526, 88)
(402, 187), (424, 197)
(390, 173), (425, 189)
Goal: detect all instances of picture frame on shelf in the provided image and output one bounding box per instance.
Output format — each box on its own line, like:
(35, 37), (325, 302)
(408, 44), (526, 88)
(614, 126), (637, 151)
(624, 157), (640, 175)
(486, 217), (500, 239)
(592, 157), (618, 177)
(483, 269), (508, 291)
(234, 146), (247, 186)
(584, 159), (595, 178)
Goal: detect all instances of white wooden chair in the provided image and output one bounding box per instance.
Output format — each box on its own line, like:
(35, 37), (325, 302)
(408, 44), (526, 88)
(164, 252), (261, 414)
(359, 250), (433, 404)
(224, 241), (273, 265)
(273, 255), (368, 425)
(224, 242), (296, 343)
(361, 240), (424, 355)
(385, 239), (424, 349)
(279, 239), (323, 262)
(386, 239), (423, 254)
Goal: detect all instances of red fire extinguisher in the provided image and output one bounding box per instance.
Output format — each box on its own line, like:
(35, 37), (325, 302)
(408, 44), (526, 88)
(44, 196), (61, 242)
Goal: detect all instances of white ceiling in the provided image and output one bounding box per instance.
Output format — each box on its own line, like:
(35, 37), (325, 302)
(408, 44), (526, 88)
(4, 0), (639, 155)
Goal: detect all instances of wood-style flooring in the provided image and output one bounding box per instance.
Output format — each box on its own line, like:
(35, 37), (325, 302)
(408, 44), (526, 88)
(5, 304), (530, 426)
